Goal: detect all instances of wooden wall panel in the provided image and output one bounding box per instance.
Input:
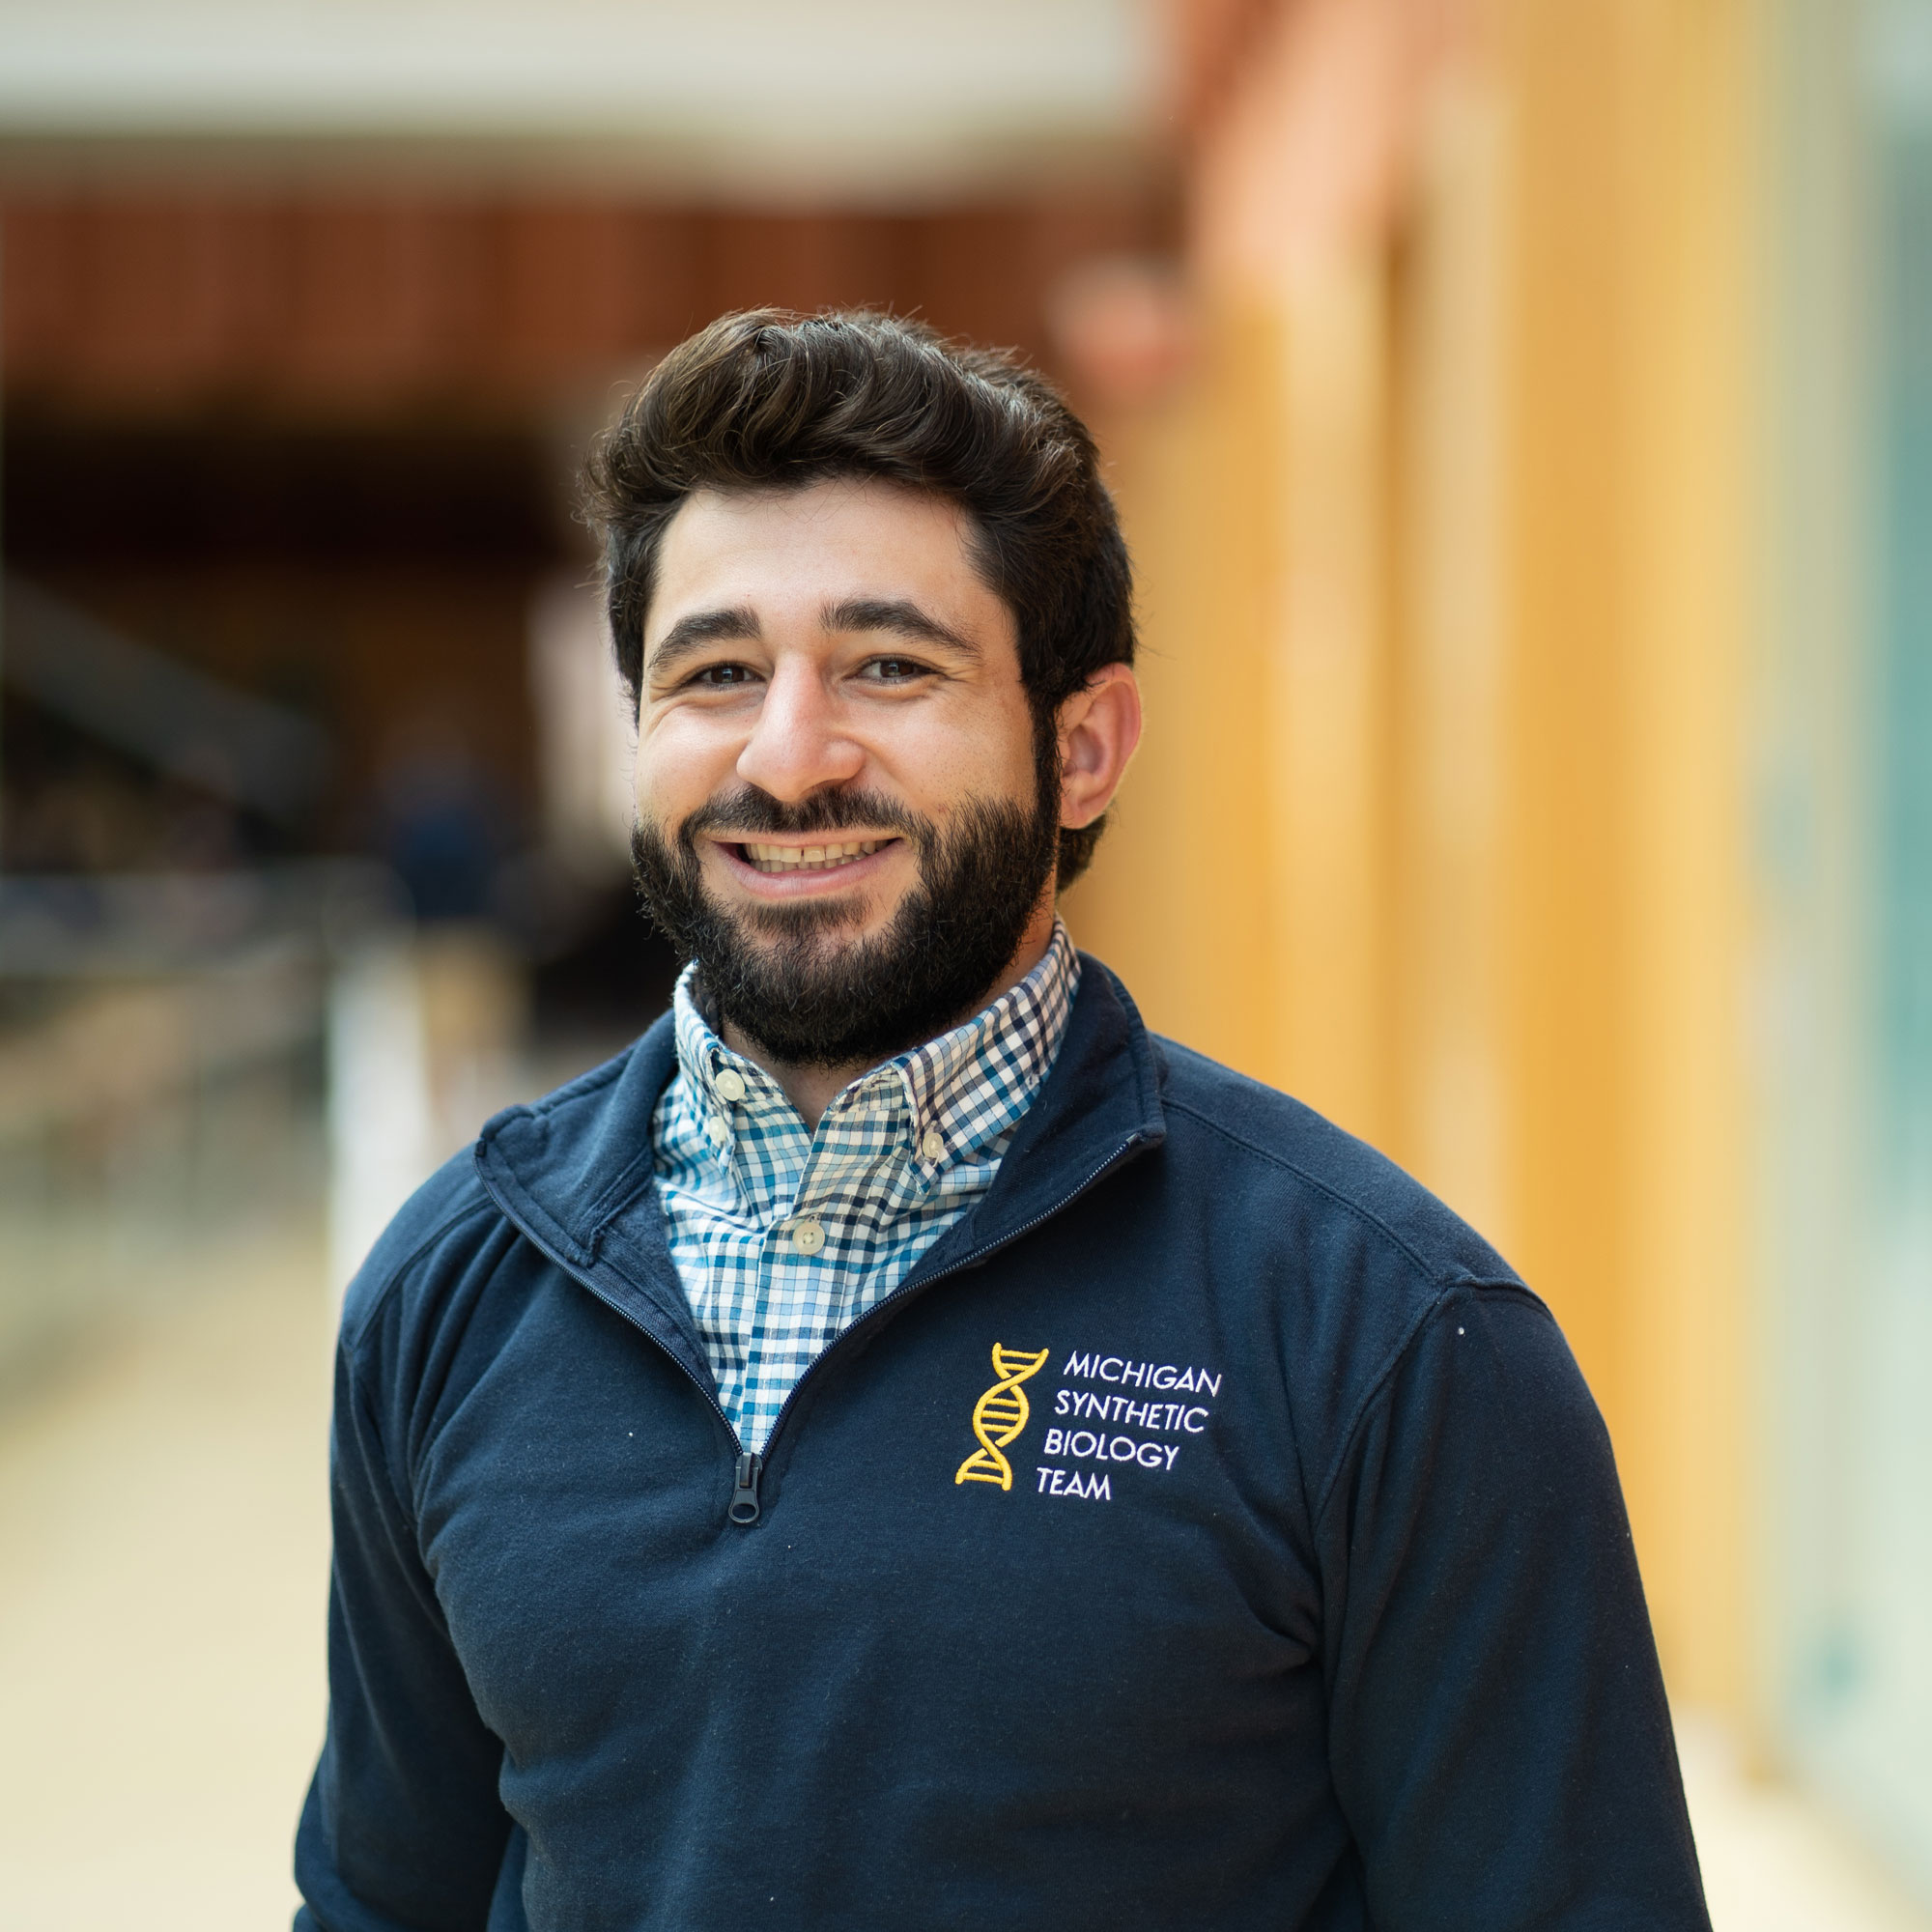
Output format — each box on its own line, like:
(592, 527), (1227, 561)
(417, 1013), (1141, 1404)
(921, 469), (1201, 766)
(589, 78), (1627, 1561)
(0, 189), (1174, 419)
(1111, 0), (1755, 1712)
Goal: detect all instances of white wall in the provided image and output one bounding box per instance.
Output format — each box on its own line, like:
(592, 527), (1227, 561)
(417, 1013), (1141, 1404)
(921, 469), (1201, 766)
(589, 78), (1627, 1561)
(0, 0), (1159, 199)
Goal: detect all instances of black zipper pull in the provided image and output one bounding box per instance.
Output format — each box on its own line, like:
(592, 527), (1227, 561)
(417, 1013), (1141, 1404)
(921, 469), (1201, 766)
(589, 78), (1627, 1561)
(728, 1452), (762, 1526)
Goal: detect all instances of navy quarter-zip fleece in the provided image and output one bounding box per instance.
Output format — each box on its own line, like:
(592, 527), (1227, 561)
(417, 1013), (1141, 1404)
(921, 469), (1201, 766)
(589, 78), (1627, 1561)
(296, 959), (1709, 1932)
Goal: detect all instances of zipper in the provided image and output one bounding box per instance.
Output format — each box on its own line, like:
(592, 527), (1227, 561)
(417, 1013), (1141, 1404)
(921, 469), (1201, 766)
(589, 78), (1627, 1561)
(479, 1211), (753, 1502)
(489, 1130), (1149, 1531)
(728, 1452), (763, 1525)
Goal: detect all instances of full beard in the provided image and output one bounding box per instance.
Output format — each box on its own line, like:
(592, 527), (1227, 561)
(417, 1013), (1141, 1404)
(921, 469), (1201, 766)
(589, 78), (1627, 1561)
(629, 783), (1061, 1070)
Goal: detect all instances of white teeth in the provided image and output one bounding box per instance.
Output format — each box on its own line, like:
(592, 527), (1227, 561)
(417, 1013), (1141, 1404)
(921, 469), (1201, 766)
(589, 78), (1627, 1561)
(740, 838), (886, 874)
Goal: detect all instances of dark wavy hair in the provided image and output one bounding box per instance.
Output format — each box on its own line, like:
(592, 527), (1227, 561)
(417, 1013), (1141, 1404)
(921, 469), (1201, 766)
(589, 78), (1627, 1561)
(582, 308), (1134, 885)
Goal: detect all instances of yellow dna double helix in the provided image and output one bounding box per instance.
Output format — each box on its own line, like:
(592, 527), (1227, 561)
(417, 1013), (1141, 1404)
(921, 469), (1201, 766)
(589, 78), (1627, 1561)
(954, 1345), (1051, 1491)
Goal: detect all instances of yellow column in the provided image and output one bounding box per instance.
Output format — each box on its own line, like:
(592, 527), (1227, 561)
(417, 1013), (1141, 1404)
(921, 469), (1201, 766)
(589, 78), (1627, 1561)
(1492, 0), (1753, 1709)
(1070, 262), (1395, 1135)
(1080, 0), (1409, 1131)
(1064, 303), (1286, 1085)
(1616, 0), (1754, 1717)
(1388, 71), (1514, 1246)
(1268, 258), (1396, 1139)
(1082, 0), (1755, 1713)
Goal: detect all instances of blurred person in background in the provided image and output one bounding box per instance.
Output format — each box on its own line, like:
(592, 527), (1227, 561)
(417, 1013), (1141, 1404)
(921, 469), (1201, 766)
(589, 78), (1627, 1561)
(373, 714), (515, 924)
(296, 311), (1709, 1931)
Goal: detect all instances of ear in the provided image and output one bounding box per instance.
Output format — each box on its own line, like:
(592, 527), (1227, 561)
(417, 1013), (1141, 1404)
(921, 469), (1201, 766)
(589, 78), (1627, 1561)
(1056, 664), (1143, 829)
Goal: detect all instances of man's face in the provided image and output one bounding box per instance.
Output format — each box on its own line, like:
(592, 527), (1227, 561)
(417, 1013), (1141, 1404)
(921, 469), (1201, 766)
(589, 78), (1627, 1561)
(631, 475), (1059, 1067)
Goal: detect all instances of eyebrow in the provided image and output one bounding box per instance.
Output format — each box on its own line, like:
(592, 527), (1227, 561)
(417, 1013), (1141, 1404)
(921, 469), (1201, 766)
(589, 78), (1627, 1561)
(647, 596), (982, 683)
(645, 606), (763, 681)
(823, 597), (980, 660)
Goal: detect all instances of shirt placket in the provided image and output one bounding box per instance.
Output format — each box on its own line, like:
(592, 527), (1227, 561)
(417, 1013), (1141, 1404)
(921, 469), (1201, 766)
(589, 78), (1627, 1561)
(701, 1068), (797, 1437)
(656, 920), (1081, 1452)
(781, 1076), (909, 1365)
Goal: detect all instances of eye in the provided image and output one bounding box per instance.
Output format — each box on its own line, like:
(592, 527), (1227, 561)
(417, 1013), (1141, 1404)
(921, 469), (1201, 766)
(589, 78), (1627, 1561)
(688, 662), (760, 689)
(858, 656), (931, 683)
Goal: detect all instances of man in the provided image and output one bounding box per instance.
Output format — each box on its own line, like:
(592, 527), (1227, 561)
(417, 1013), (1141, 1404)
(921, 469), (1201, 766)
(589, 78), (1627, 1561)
(297, 310), (1709, 1931)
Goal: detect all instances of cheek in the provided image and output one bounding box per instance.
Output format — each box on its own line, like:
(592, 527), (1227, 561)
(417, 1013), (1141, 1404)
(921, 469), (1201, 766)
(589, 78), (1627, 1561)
(873, 693), (1039, 807)
(634, 713), (734, 819)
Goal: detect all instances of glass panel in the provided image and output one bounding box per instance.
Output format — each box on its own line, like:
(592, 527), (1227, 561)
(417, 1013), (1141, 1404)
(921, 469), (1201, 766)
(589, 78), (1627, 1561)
(1769, 1), (1932, 1894)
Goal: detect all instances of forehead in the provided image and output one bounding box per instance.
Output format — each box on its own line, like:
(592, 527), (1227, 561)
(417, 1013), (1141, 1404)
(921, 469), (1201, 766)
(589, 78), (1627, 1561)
(648, 477), (1006, 634)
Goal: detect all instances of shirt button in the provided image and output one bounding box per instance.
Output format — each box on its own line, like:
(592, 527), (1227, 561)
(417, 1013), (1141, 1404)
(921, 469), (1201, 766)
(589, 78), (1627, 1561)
(789, 1216), (825, 1256)
(705, 1115), (730, 1150)
(714, 1068), (747, 1103)
(921, 1128), (945, 1162)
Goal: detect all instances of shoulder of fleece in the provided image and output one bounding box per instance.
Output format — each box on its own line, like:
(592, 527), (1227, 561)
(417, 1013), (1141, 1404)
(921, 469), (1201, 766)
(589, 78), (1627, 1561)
(337, 1147), (504, 1352)
(1149, 1033), (1522, 1293)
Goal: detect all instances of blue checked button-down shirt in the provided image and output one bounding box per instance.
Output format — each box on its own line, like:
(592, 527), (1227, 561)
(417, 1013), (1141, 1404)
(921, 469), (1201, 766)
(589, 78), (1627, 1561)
(650, 919), (1080, 1455)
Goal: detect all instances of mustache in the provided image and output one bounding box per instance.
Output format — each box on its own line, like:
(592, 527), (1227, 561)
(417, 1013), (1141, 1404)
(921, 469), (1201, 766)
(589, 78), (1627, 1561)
(679, 786), (930, 851)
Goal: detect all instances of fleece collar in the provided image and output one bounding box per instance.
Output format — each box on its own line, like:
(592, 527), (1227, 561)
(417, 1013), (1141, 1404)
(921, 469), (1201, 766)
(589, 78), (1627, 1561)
(473, 954), (1168, 1396)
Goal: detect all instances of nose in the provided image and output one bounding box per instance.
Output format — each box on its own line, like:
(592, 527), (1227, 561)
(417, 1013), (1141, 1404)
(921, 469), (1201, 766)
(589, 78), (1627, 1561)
(734, 657), (865, 804)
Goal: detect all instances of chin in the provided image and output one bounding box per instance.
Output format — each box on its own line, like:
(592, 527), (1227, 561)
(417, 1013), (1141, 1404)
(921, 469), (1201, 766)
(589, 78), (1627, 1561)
(731, 891), (887, 944)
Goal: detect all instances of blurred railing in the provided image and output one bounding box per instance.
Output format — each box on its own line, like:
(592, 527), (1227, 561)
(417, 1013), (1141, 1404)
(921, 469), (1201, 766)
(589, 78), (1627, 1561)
(0, 864), (403, 1394)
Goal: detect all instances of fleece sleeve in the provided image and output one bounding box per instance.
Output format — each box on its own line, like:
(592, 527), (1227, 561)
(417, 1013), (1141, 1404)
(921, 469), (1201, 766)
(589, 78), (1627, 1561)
(1318, 1285), (1712, 1931)
(294, 1339), (512, 1932)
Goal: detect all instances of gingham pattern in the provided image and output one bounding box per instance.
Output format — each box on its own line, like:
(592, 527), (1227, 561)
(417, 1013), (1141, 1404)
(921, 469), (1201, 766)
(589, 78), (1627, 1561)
(650, 920), (1081, 1454)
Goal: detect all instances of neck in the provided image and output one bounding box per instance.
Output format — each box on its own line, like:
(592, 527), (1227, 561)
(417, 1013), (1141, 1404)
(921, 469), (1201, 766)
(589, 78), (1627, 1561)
(720, 897), (1059, 1131)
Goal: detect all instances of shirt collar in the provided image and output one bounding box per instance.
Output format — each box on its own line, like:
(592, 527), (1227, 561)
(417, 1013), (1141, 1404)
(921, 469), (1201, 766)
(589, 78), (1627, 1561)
(669, 918), (1082, 1169)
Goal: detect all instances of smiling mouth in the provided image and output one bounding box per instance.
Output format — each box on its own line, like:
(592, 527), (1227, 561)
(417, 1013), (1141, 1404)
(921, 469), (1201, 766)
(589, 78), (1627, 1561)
(731, 838), (898, 876)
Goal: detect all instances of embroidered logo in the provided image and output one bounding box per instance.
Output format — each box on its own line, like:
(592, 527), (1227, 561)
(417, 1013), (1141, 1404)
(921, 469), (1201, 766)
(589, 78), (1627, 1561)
(954, 1345), (1051, 1491)
(1032, 1348), (1223, 1502)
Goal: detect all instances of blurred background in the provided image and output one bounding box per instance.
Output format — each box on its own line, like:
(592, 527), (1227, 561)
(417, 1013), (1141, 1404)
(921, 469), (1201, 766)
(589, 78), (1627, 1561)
(0, 0), (1927, 1924)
